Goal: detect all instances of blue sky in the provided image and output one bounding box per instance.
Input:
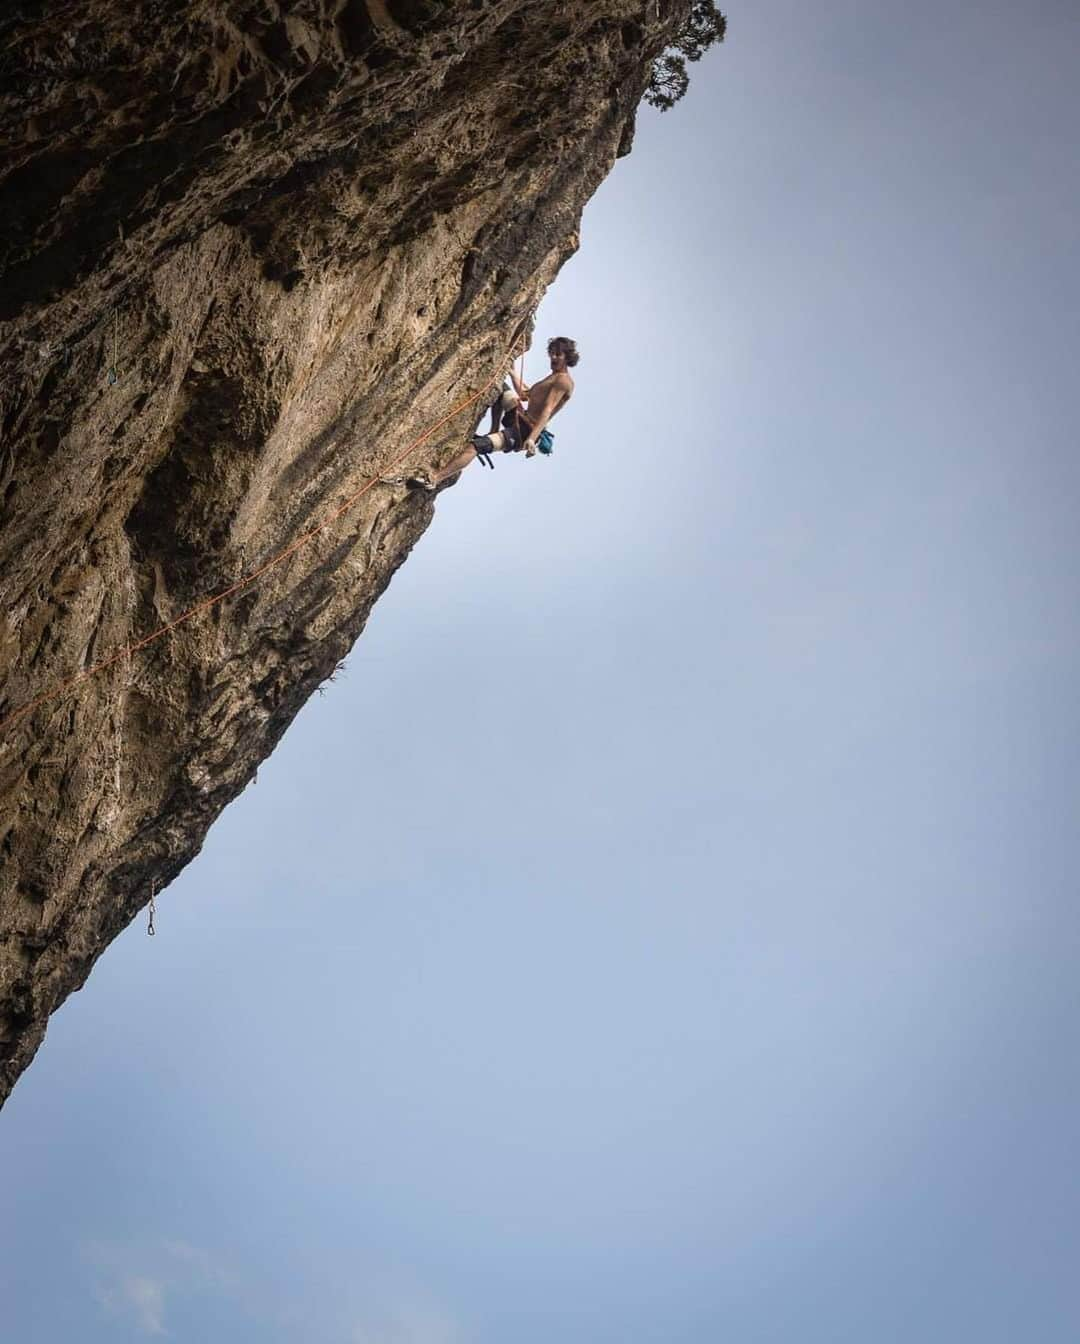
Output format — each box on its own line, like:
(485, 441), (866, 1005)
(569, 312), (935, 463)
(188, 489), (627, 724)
(4, 3), (1080, 1340)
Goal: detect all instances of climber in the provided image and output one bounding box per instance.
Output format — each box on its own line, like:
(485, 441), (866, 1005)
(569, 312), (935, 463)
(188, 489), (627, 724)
(407, 336), (578, 490)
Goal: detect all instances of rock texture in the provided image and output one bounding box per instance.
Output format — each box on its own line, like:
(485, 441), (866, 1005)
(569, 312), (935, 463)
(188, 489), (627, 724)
(0, 0), (687, 1105)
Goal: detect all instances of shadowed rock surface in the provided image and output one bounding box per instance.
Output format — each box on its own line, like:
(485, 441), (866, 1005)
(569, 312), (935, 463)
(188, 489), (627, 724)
(0, 0), (688, 1105)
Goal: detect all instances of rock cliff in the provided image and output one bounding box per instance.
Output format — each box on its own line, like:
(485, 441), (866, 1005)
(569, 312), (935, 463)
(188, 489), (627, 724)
(0, 0), (688, 1105)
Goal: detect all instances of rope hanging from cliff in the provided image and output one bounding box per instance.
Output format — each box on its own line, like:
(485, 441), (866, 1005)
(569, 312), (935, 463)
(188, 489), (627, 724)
(514, 340), (529, 454)
(0, 326), (531, 737)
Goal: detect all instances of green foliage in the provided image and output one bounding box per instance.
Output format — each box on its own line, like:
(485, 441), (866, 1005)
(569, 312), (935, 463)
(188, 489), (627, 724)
(644, 2), (727, 111)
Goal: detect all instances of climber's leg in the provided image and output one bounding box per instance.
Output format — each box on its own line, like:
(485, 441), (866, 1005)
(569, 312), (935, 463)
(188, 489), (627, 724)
(491, 386), (518, 433)
(406, 431), (506, 490)
(434, 443), (483, 484)
(402, 389), (519, 491)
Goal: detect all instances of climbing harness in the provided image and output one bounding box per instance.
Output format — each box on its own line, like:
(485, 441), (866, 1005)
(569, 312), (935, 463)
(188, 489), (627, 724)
(0, 324), (532, 736)
(474, 339), (550, 468)
(505, 342), (554, 456)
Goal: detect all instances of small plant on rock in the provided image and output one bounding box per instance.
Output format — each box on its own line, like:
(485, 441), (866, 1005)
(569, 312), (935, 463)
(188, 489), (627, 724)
(644, 1), (727, 111)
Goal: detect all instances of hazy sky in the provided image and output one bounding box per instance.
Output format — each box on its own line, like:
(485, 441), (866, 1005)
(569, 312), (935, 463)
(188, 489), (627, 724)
(4, 3), (1080, 1341)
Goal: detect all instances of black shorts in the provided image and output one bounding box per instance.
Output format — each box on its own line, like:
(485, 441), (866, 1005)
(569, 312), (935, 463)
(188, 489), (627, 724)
(501, 409), (535, 452)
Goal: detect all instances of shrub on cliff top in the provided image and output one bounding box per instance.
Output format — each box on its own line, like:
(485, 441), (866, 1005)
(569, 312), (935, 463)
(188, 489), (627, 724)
(645, 1), (727, 111)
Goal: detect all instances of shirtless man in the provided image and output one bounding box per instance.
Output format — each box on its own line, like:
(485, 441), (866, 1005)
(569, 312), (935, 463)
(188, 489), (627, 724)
(410, 335), (579, 489)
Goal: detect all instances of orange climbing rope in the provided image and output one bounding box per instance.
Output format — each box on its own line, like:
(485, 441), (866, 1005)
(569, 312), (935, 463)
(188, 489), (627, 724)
(514, 340), (529, 445)
(0, 328), (530, 737)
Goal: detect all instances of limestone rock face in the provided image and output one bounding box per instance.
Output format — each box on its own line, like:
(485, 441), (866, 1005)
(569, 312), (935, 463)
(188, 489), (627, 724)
(0, 0), (684, 1105)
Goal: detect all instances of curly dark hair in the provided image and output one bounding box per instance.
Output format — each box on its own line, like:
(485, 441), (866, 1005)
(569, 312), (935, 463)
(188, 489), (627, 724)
(547, 336), (580, 368)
